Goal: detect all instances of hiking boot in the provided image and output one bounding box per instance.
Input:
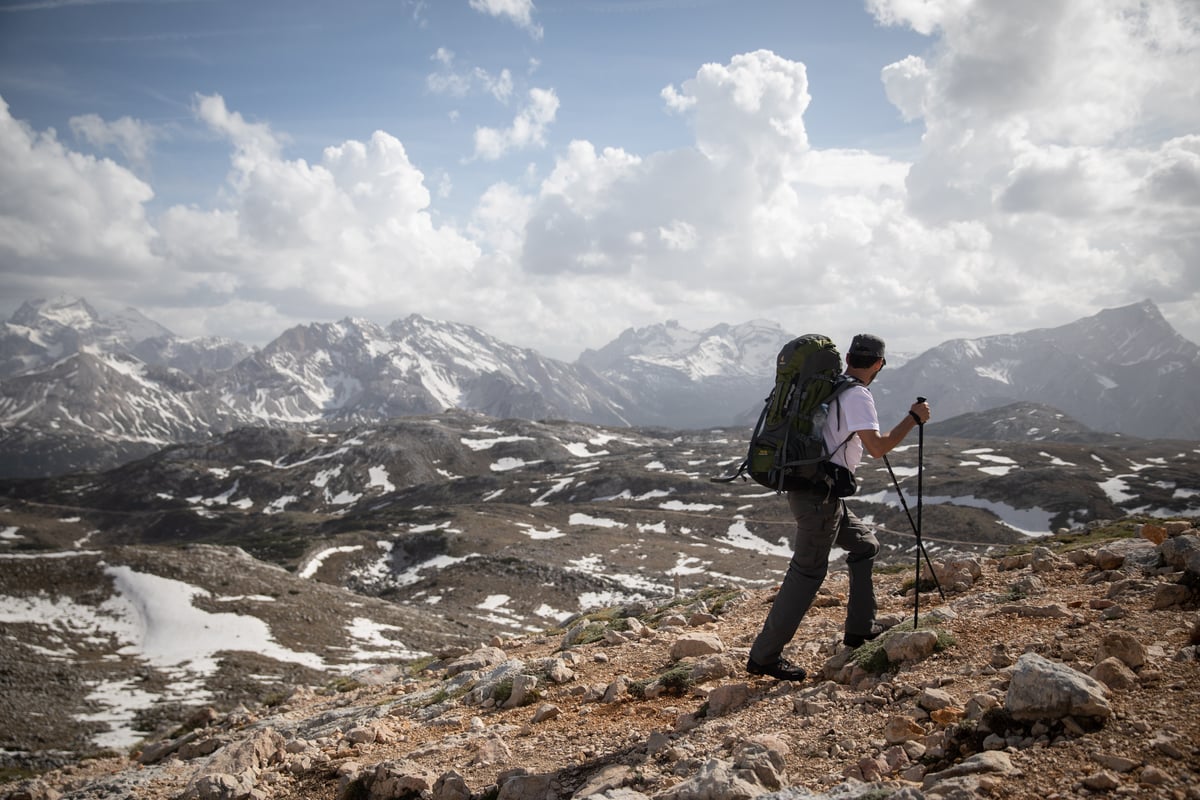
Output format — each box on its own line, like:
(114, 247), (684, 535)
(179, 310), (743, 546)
(746, 656), (807, 682)
(843, 623), (887, 648)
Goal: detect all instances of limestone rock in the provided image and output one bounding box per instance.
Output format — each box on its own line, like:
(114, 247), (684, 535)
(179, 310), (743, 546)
(883, 716), (926, 744)
(446, 647), (509, 678)
(653, 758), (762, 800)
(882, 630), (939, 664)
(1006, 653), (1111, 721)
(1096, 631), (1146, 670)
(1089, 657), (1139, 690)
(669, 632), (724, 659)
(363, 759), (437, 800)
(705, 682), (751, 716)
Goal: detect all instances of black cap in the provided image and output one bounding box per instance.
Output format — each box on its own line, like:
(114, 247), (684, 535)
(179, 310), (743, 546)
(849, 334), (886, 359)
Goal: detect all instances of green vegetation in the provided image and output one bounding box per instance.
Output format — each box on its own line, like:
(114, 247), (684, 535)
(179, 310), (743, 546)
(630, 663), (695, 698)
(405, 655), (438, 674)
(571, 621), (612, 647)
(1001, 586), (1029, 603)
(848, 620), (956, 675)
(323, 676), (364, 694)
(338, 777), (371, 800)
(1002, 515), (1180, 558)
(641, 585), (742, 626)
(492, 677), (513, 706)
(0, 767), (37, 786)
(898, 575), (942, 595)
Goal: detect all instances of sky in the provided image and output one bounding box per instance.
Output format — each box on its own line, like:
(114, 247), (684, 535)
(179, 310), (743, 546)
(1, 0), (1198, 361)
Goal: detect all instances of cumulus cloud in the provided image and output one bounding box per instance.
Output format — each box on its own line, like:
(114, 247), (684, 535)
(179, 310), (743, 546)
(160, 95), (482, 322)
(518, 49), (909, 317)
(508, 4), (1199, 353)
(472, 87), (559, 160)
(0, 96), (159, 294)
(469, 0), (543, 40)
(663, 50), (811, 173)
(869, 0), (1200, 335)
(0, 91), (486, 343)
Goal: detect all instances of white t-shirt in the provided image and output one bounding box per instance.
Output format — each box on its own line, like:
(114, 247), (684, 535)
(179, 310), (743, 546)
(823, 383), (879, 473)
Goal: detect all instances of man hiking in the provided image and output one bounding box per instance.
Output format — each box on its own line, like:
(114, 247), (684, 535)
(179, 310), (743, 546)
(746, 333), (931, 682)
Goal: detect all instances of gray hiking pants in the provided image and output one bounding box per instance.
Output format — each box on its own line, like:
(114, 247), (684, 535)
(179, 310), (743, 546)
(749, 490), (879, 666)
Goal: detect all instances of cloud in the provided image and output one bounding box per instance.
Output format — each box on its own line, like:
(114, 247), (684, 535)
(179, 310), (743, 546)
(426, 48), (514, 103)
(663, 50), (811, 172)
(469, 0), (543, 40)
(869, 0), (1200, 323)
(0, 96), (159, 295)
(509, 4), (1199, 353)
(0, 92), (483, 343)
(193, 94), (283, 178)
(68, 113), (158, 170)
(472, 87), (559, 160)
(157, 95), (482, 320)
(2, 1), (1199, 359)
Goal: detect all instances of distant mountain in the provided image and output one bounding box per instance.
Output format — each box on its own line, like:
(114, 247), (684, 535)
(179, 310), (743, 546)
(0, 350), (247, 476)
(578, 319), (788, 428)
(212, 314), (631, 427)
(0, 298), (256, 475)
(873, 300), (1200, 440)
(131, 334), (252, 376)
(0, 306), (631, 477)
(2, 297), (1197, 477)
(923, 401), (1123, 444)
(0, 296), (252, 381)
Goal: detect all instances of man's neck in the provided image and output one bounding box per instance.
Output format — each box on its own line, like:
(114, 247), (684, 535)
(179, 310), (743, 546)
(845, 366), (874, 386)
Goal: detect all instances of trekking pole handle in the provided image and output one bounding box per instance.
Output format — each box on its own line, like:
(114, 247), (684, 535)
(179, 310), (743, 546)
(911, 396), (927, 426)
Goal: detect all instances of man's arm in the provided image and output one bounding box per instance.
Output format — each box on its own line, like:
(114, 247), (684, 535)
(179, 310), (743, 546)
(857, 399), (931, 459)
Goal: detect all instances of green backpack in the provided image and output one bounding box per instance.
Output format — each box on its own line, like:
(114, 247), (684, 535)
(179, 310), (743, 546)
(714, 334), (857, 492)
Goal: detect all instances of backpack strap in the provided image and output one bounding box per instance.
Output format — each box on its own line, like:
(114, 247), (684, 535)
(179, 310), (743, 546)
(826, 376), (863, 463)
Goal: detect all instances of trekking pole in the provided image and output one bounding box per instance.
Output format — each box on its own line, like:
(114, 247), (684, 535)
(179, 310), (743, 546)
(881, 453), (944, 605)
(913, 396), (926, 629)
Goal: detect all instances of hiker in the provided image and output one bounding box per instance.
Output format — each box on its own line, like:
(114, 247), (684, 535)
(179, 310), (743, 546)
(746, 333), (931, 682)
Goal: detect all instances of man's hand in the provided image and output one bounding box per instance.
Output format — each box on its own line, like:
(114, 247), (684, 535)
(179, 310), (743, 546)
(860, 399), (932, 458)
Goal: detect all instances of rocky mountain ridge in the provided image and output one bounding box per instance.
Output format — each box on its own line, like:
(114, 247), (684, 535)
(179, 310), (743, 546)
(871, 300), (1200, 440)
(2, 516), (1198, 800)
(2, 297), (1198, 481)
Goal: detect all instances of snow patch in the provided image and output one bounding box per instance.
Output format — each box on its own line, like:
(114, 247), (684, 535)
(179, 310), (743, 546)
(300, 545), (364, 578)
(569, 513), (626, 529)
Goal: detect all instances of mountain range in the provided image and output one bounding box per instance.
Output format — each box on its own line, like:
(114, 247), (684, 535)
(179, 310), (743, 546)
(2, 296), (1197, 478)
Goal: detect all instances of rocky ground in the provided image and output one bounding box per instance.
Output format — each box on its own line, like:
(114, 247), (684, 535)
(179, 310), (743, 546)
(3, 516), (1199, 800)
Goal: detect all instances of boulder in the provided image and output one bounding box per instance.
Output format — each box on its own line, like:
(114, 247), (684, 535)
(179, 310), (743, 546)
(1089, 657), (1139, 690)
(446, 647), (509, 678)
(706, 683), (752, 716)
(364, 759), (437, 800)
(1096, 630), (1146, 670)
(1006, 653), (1111, 721)
(670, 632), (725, 659)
